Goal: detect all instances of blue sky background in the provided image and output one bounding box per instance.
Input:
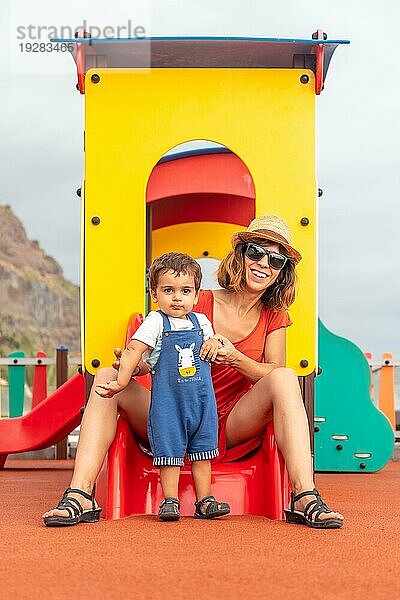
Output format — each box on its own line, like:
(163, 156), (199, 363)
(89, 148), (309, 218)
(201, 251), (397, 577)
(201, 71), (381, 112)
(1, 1), (399, 359)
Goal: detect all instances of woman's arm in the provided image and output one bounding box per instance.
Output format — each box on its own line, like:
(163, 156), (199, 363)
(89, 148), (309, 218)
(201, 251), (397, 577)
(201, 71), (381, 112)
(214, 328), (287, 384)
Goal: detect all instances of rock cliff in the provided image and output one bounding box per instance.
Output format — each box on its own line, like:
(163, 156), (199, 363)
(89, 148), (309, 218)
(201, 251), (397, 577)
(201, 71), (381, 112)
(0, 205), (80, 356)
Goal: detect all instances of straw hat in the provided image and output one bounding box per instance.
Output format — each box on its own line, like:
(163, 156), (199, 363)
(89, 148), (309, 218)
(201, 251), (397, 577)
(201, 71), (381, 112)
(232, 215), (302, 264)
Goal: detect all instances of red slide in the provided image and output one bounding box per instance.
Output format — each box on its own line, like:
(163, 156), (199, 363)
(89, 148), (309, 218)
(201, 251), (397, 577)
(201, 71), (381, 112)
(0, 373), (85, 468)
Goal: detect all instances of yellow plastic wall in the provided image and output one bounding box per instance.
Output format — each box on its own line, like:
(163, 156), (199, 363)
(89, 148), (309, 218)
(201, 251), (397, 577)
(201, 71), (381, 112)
(83, 67), (316, 374)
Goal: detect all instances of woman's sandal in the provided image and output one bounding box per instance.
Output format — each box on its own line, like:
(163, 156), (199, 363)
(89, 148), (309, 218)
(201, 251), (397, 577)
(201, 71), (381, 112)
(194, 495), (230, 519)
(43, 486), (101, 527)
(158, 497), (180, 521)
(284, 488), (343, 529)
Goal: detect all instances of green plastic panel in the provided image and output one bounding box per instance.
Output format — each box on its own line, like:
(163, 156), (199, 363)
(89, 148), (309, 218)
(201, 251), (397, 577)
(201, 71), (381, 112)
(8, 351), (26, 418)
(315, 320), (394, 472)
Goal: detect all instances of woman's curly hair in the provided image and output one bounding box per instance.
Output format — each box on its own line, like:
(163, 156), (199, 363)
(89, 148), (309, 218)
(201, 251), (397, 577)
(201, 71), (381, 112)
(217, 239), (297, 310)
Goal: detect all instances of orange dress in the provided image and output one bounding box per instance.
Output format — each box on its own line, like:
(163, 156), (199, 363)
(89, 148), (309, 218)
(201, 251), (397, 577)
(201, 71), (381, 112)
(194, 289), (292, 461)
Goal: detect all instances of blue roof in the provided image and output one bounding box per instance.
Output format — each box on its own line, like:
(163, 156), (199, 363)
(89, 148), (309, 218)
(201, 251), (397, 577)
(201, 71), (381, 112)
(51, 36), (349, 83)
(52, 35), (350, 44)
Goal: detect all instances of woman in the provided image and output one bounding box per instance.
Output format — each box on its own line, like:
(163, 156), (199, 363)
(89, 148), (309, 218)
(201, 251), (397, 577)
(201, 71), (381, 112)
(43, 215), (344, 528)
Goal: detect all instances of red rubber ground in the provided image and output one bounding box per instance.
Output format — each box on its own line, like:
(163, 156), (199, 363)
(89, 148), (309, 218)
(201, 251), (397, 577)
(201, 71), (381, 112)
(1, 460), (399, 600)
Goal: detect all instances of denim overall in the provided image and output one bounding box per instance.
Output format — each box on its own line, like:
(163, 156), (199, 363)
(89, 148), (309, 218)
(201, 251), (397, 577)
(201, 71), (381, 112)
(147, 311), (219, 466)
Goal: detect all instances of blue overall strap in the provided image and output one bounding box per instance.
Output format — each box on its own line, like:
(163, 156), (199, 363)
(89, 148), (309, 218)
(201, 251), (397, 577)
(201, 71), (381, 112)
(158, 310), (171, 331)
(187, 312), (201, 330)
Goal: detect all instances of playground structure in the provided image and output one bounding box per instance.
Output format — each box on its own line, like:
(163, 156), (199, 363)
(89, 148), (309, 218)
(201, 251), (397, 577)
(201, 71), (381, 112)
(0, 349), (81, 417)
(0, 334), (395, 474)
(373, 352), (397, 429)
(315, 321), (394, 472)
(62, 32), (351, 519)
(2, 32), (395, 516)
(0, 348), (83, 467)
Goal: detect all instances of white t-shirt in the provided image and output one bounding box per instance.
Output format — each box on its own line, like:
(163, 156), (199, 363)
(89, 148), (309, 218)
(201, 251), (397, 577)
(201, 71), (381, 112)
(131, 311), (214, 368)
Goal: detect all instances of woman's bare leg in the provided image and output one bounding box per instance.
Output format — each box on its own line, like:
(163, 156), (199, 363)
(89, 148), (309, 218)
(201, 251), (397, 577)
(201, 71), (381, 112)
(43, 368), (150, 517)
(225, 367), (343, 522)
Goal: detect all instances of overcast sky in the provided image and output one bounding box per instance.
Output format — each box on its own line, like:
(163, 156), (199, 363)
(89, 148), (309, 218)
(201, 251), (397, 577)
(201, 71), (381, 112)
(1, 0), (399, 359)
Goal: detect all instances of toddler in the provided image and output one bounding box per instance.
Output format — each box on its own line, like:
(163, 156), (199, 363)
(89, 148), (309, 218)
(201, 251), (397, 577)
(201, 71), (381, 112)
(96, 252), (230, 521)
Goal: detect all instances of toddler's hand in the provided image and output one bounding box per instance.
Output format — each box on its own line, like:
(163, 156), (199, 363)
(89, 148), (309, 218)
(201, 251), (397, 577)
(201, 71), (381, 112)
(213, 335), (238, 366)
(95, 380), (125, 398)
(200, 337), (221, 362)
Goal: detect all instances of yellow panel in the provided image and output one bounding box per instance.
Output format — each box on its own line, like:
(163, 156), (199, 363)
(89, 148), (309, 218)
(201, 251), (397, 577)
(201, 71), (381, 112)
(152, 222), (236, 261)
(80, 180), (86, 362)
(84, 67), (316, 374)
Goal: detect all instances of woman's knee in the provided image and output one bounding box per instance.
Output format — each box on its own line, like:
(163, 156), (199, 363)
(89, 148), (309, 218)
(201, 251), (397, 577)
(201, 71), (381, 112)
(262, 366), (298, 387)
(262, 367), (301, 399)
(86, 368), (118, 409)
(93, 367), (118, 384)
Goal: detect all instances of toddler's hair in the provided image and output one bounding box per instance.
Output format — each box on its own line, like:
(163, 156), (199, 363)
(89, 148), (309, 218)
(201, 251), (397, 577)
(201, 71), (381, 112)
(148, 252), (202, 292)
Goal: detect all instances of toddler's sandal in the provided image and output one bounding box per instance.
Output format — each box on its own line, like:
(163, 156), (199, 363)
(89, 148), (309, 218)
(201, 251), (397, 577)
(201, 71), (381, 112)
(194, 495), (230, 519)
(158, 497), (180, 521)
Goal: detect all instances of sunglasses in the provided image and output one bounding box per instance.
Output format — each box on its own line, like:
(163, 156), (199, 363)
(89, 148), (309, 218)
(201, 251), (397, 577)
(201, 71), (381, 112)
(243, 243), (288, 270)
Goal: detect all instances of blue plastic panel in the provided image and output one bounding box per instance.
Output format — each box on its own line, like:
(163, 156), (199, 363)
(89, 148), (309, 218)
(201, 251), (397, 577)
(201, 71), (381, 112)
(51, 36), (349, 83)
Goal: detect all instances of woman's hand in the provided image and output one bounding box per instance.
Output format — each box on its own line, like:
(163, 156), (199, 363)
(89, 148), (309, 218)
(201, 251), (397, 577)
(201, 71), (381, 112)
(112, 348), (122, 370)
(95, 380), (126, 398)
(213, 335), (238, 366)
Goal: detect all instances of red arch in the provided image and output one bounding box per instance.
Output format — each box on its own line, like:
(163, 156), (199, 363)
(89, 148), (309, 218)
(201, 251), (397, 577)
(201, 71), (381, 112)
(146, 150), (255, 229)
